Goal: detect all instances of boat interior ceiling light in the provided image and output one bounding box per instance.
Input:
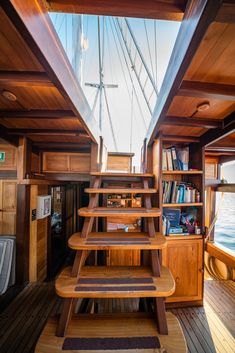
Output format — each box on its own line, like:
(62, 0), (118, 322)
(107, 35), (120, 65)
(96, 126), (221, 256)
(197, 101), (210, 112)
(2, 90), (17, 102)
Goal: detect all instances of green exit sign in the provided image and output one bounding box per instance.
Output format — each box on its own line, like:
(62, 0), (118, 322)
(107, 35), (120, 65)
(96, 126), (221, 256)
(0, 152), (5, 162)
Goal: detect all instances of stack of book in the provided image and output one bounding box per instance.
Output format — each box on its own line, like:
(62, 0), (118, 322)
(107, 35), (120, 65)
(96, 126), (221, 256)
(162, 208), (194, 236)
(162, 180), (200, 204)
(162, 146), (189, 171)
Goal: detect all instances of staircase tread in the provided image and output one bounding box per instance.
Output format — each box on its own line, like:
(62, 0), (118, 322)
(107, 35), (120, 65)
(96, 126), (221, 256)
(55, 266), (175, 299)
(68, 232), (166, 250)
(85, 188), (157, 194)
(78, 207), (161, 217)
(90, 172), (154, 177)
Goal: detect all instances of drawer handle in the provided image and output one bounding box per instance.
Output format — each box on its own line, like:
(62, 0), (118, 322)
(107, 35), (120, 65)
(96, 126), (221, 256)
(175, 276), (180, 283)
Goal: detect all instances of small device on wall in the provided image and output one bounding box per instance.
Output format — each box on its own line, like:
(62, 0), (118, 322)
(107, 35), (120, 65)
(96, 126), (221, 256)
(37, 195), (52, 219)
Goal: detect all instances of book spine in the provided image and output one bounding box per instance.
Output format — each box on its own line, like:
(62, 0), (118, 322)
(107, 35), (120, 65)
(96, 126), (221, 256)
(166, 149), (173, 170)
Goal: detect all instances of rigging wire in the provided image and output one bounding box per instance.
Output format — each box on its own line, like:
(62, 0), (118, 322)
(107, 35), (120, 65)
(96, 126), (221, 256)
(144, 20), (155, 86)
(103, 87), (118, 151)
(111, 17), (148, 130)
(57, 14), (66, 34)
(130, 84), (134, 153)
(154, 20), (158, 88)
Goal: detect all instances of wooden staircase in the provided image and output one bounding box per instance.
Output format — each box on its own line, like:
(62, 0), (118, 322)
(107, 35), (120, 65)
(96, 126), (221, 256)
(55, 172), (175, 337)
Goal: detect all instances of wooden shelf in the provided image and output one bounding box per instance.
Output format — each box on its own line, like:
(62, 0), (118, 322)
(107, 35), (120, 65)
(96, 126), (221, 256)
(162, 170), (203, 175)
(78, 207), (161, 217)
(165, 235), (203, 240)
(85, 188), (156, 194)
(68, 232), (167, 250)
(163, 203), (203, 207)
(90, 172), (154, 177)
(55, 266), (175, 299)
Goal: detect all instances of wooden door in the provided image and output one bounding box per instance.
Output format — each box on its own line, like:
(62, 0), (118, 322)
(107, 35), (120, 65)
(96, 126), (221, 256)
(162, 239), (203, 302)
(0, 180), (17, 235)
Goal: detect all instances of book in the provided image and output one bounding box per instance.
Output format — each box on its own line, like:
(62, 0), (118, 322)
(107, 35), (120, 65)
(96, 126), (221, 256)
(171, 147), (180, 170)
(163, 208), (181, 227)
(177, 147), (189, 171)
(166, 148), (173, 170)
(162, 149), (168, 170)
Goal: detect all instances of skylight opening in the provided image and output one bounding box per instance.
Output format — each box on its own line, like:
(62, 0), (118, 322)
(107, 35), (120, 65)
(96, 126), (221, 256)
(49, 13), (180, 167)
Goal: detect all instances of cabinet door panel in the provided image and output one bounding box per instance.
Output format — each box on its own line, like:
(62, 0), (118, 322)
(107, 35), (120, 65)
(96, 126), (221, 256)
(162, 239), (203, 302)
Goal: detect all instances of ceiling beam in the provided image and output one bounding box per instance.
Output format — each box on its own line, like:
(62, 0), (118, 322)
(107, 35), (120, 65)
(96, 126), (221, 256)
(162, 116), (222, 129)
(146, 0), (223, 145)
(200, 113), (235, 147)
(178, 80), (235, 101)
(0, 109), (76, 119)
(7, 128), (89, 136)
(45, 0), (186, 21)
(0, 71), (53, 87)
(0, 124), (19, 147)
(161, 135), (200, 143)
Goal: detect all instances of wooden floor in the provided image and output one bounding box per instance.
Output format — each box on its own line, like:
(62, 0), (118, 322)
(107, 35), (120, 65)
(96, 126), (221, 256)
(0, 280), (234, 353)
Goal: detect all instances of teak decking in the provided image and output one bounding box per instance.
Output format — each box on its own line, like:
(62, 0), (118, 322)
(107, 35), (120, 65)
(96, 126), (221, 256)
(0, 280), (234, 353)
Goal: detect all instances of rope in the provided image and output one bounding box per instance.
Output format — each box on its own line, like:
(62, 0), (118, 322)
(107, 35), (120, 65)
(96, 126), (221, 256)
(130, 85), (134, 153)
(144, 20), (155, 87)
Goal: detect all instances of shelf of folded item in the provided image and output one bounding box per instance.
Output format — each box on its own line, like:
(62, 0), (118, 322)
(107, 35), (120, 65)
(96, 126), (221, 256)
(55, 266), (175, 299)
(78, 207), (161, 217)
(68, 232), (167, 250)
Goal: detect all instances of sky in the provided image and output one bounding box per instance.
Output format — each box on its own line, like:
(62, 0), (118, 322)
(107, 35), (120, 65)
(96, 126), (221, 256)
(49, 13), (181, 168)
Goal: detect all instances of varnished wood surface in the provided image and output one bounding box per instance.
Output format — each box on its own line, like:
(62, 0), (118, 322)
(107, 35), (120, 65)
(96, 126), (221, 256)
(0, 279), (234, 353)
(55, 266), (175, 298)
(162, 170), (203, 175)
(46, 0), (187, 21)
(85, 187), (157, 193)
(68, 232), (167, 250)
(90, 172), (154, 177)
(78, 207), (161, 217)
(35, 312), (187, 353)
(163, 203), (203, 207)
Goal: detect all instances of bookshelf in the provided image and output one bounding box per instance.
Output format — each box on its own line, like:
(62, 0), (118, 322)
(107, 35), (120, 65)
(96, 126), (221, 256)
(152, 137), (204, 304)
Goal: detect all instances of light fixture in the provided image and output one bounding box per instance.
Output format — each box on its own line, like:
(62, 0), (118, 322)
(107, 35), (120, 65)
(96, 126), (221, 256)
(197, 101), (210, 112)
(2, 90), (17, 102)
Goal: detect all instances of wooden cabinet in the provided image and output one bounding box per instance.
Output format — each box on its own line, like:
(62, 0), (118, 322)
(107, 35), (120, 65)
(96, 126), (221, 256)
(162, 238), (203, 302)
(0, 180), (17, 235)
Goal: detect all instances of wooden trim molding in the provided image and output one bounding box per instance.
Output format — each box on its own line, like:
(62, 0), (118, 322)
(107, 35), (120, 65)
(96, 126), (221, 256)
(206, 242), (235, 269)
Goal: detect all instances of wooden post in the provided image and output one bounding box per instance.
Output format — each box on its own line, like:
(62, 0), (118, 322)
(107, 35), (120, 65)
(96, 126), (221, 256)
(16, 184), (30, 284)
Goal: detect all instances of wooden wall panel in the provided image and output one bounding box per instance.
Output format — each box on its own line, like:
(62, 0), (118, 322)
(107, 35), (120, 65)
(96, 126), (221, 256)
(31, 152), (40, 174)
(43, 152), (91, 173)
(0, 143), (17, 170)
(0, 180), (17, 235)
(107, 155), (132, 172)
(29, 184), (49, 282)
(205, 157), (218, 179)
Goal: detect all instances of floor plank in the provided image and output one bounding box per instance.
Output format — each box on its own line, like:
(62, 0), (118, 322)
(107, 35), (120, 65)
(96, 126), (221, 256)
(0, 280), (234, 353)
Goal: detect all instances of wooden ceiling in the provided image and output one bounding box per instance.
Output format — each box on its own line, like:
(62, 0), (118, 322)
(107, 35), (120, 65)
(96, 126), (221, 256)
(45, 0), (187, 21)
(0, 1), (100, 153)
(147, 0), (235, 146)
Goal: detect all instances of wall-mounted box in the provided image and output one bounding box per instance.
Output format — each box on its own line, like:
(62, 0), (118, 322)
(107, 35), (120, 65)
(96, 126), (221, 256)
(37, 195), (51, 219)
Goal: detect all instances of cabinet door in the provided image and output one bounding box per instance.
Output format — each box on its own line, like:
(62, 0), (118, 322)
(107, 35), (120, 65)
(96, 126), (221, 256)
(0, 180), (17, 235)
(162, 239), (203, 302)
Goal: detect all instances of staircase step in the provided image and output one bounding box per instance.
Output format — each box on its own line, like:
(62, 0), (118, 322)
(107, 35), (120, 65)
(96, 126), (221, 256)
(55, 266), (175, 299)
(90, 172), (153, 177)
(85, 187), (157, 194)
(68, 232), (166, 250)
(78, 207), (161, 217)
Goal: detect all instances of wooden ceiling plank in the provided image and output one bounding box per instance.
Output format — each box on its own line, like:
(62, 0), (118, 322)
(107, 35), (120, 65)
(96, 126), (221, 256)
(45, 0), (186, 21)
(0, 71), (53, 87)
(162, 116), (222, 129)
(215, 1), (235, 23)
(0, 109), (75, 119)
(178, 80), (235, 101)
(146, 0), (223, 145)
(2, 0), (100, 142)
